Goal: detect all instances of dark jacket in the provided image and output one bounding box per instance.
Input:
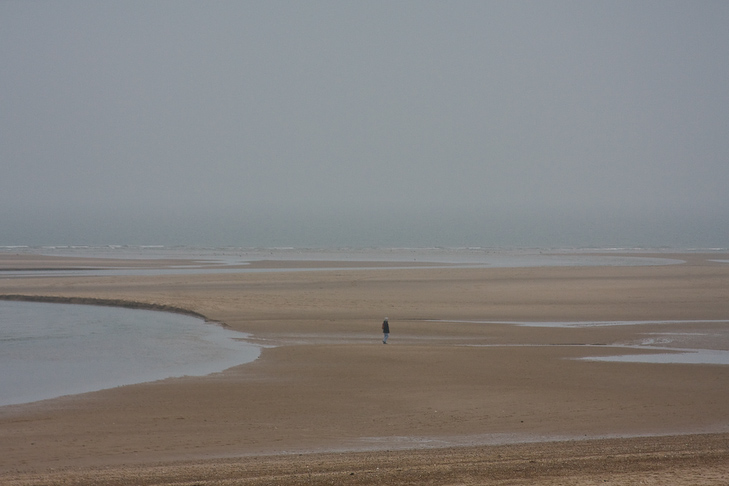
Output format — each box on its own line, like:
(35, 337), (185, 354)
(382, 320), (390, 333)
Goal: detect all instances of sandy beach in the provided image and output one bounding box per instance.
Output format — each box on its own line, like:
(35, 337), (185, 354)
(1, 251), (728, 485)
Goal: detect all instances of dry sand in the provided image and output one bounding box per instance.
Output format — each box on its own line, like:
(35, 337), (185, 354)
(1, 251), (728, 485)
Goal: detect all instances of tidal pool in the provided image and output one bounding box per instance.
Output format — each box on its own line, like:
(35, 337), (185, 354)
(0, 300), (259, 406)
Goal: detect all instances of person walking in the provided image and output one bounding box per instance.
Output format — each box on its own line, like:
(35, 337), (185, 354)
(382, 317), (390, 344)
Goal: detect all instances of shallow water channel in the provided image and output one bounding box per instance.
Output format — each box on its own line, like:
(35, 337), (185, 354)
(0, 300), (259, 406)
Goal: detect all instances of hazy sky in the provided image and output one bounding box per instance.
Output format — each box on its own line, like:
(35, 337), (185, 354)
(2, 1), (728, 247)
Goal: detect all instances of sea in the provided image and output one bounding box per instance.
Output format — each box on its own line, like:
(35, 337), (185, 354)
(1, 244), (727, 407)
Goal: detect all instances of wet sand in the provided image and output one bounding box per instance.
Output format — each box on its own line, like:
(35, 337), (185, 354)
(1, 251), (729, 484)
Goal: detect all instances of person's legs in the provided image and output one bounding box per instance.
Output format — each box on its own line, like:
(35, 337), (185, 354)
(383, 333), (389, 344)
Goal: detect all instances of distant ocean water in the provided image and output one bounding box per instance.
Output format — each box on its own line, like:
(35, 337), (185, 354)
(0, 245), (696, 277)
(0, 301), (259, 407)
(3, 208), (728, 250)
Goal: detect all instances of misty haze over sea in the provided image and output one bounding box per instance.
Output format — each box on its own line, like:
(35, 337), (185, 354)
(3, 208), (726, 250)
(2, 3), (728, 252)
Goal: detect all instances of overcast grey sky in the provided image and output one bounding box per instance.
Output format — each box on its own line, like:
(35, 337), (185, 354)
(2, 1), (728, 247)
